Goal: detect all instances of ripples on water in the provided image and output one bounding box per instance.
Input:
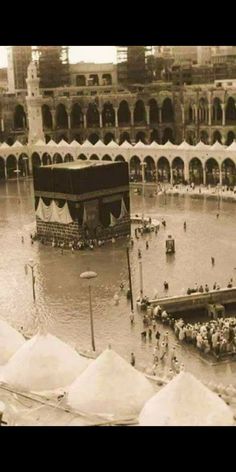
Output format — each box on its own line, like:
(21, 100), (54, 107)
(1, 179), (236, 384)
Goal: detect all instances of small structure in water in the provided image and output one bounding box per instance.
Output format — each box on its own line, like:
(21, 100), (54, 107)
(166, 235), (175, 254)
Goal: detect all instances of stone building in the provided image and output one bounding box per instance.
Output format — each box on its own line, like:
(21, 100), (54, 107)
(2, 60), (236, 148)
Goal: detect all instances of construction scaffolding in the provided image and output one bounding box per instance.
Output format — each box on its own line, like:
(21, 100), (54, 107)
(117, 46), (153, 85)
(32, 46), (70, 88)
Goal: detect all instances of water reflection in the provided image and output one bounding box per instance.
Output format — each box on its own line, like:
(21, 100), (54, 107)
(1, 179), (236, 385)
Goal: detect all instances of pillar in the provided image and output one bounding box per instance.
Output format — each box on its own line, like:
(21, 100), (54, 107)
(83, 111), (87, 129)
(99, 110), (103, 128)
(184, 161), (189, 183)
(28, 155), (33, 175)
(4, 163), (7, 180)
(170, 167), (173, 185)
(51, 111), (56, 130)
(203, 167), (206, 185)
(221, 104), (225, 126)
(181, 105), (185, 124)
(158, 108), (162, 124)
(208, 104), (212, 126)
(194, 106), (198, 124)
(219, 167), (222, 185)
(145, 106), (150, 125)
(130, 107), (134, 126)
(114, 107), (118, 128)
(68, 113), (71, 129)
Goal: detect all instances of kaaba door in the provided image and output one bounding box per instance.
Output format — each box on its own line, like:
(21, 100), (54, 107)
(83, 199), (100, 238)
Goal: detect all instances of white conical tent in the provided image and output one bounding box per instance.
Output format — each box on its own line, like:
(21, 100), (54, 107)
(67, 348), (154, 419)
(0, 319), (25, 365)
(139, 371), (234, 426)
(1, 333), (89, 393)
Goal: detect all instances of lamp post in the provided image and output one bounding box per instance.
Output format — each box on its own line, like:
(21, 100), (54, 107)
(80, 270), (97, 352)
(25, 258), (37, 302)
(139, 257), (144, 300)
(22, 156), (28, 178)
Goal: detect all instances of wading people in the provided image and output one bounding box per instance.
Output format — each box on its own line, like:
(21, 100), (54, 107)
(21, 236), (24, 244)
(163, 331), (169, 348)
(130, 312), (134, 325)
(146, 241), (149, 249)
(205, 284), (209, 292)
(183, 221), (187, 231)
(141, 331), (147, 341)
(211, 257), (215, 266)
(138, 249), (142, 259)
(130, 352), (135, 367)
(216, 213), (219, 219)
(148, 328), (152, 340)
(213, 282), (217, 290)
(164, 281), (169, 291)
(160, 341), (167, 361)
(155, 329), (161, 348)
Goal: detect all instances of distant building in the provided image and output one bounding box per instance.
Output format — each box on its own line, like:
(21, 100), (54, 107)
(0, 68), (8, 92)
(33, 46), (70, 88)
(70, 62), (117, 87)
(197, 46), (212, 65)
(7, 46), (32, 92)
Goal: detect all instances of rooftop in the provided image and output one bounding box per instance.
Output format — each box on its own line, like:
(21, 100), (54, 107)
(44, 160), (119, 170)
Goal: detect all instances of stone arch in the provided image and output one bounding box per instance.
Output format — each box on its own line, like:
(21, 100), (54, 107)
(135, 131), (146, 143)
(0, 157), (5, 179)
(52, 153), (63, 164)
(71, 103), (83, 128)
(42, 104), (53, 129)
(7, 137), (14, 146)
(42, 153), (52, 165)
(157, 156), (170, 183)
(104, 132), (114, 145)
(102, 103), (115, 127)
(119, 132), (131, 144)
(76, 75), (86, 86)
(118, 100), (131, 126)
(150, 129), (159, 143)
(188, 105), (194, 123)
(89, 133), (99, 144)
(58, 134), (68, 143)
(226, 130), (235, 146)
(102, 155), (112, 161)
(14, 105), (26, 129)
(102, 73), (112, 85)
(148, 99), (159, 123)
(73, 133), (82, 144)
(162, 98), (174, 122)
(144, 156), (156, 182)
(226, 97), (236, 124)
(18, 154), (30, 176)
(78, 154), (87, 160)
(134, 100), (146, 124)
(115, 155), (125, 162)
(45, 134), (51, 144)
(200, 130), (209, 144)
(90, 154), (99, 160)
(212, 130), (222, 144)
(198, 97), (208, 123)
(56, 104), (68, 129)
(212, 97), (222, 124)
(221, 158), (236, 185)
(130, 155), (141, 181)
(87, 103), (99, 127)
(172, 157), (184, 184)
(205, 158), (220, 185)
(186, 130), (195, 145)
(189, 158), (203, 185)
(6, 155), (17, 178)
(162, 127), (174, 144)
(64, 154), (74, 162)
(31, 152), (41, 169)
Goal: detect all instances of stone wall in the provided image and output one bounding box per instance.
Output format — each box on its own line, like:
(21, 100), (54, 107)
(36, 216), (130, 243)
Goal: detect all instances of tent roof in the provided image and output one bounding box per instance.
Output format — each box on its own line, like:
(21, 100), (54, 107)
(149, 141), (160, 148)
(162, 140), (176, 148)
(227, 140), (236, 150)
(58, 139), (70, 147)
(210, 140), (225, 150)
(12, 140), (23, 148)
(1, 333), (89, 393)
(67, 348), (154, 419)
(95, 139), (107, 147)
(120, 140), (133, 149)
(47, 139), (57, 147)
(134, 140), (147, 148)
(81, 139), (94, 148)
(34, 139), (46, 146)
(0, 319), (25, 365)
(178, 140), (192, 149)
(106, 140), (119, 148)
(195, 140), (210, 149)
(0, 142), (10, 148)
(70, 140), (81, 148)
(139, 371), (234, 426)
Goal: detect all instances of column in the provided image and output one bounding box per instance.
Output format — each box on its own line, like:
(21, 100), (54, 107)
(130, 107), (134, 126)
(219, 168), (222, 185)
(181, 105), (185, 124)
(208, 104), (212, 126)
(68, 112), (71, 129)
(51, 110), (56, 130)
(194, 106), (198, 124)
(158, 107), (162, 124)
(221, 103), (225, 126)
(99, 110), (103, 128)
(114, 107), (118, 128)
(170, 167), (173, 185)
(145, 106), (150, 126)
(4, 163), (7, 180)
(28, 155), (33, 175)
(83, 111), (87, 129)
(203, 167), (206, 185)
(184, 161), (189, 183)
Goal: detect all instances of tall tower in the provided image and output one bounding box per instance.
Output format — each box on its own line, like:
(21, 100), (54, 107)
(7, 46), (32, 92)
(26, 61), (44, 144)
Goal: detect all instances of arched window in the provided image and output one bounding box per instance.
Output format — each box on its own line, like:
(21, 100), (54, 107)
(157, 156), (170, 183)
(87, 103), (99, 128)
(144, 156), (156, 182)
(104, 133), (114, 144)
(200, 130), (208, 144)
(71, 103), (83, 128)
(119, 132), (131, 144)
(148, 99), (159, 124)
(162, 98), (174, 122)
(150, 129), (159, 143)
(212, 130), (222, 144)
(134, 100), (146, 124)
(14, 105), (26, 129)
(189, 158), (203, 185)
(205, 158), (220, 185)
(42, 105), (52, 129)
(135, 131), (146, 143)
(226, 131), (235, 146)
(56, 104), (68, 129)
(89, 133), (99, 144)
(212, 97), (222, 124)
(118, 101), (131, 126)
(130, 156), (141, 181)
(102, 103), (115, 127)
(226, 97), (236, 124)
(222, 158), (236, 186)
(162, 128), (174, 144)
(172, 157), (184, 184)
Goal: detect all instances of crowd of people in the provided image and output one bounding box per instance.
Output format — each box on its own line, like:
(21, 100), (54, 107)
(186, 279), (234, 295)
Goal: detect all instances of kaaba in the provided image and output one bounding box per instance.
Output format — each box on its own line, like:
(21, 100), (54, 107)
(33, 160), (130, 243)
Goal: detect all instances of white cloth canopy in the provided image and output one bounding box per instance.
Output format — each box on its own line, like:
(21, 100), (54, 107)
(1, 333), (89, 393)
(0, 319), (25, 365)
(36, 198), (73, 224)
(67, 348), (154, 419)
(118, 198), (128, 219)
(139, 371), (234, 426)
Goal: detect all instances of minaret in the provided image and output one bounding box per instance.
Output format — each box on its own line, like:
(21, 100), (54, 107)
(26, 61), (45, 144)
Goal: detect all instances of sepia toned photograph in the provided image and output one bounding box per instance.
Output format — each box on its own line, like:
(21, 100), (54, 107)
(0, 45), (236, 427)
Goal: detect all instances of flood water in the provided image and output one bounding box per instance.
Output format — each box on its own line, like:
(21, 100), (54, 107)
(1, 178), (236, 386)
